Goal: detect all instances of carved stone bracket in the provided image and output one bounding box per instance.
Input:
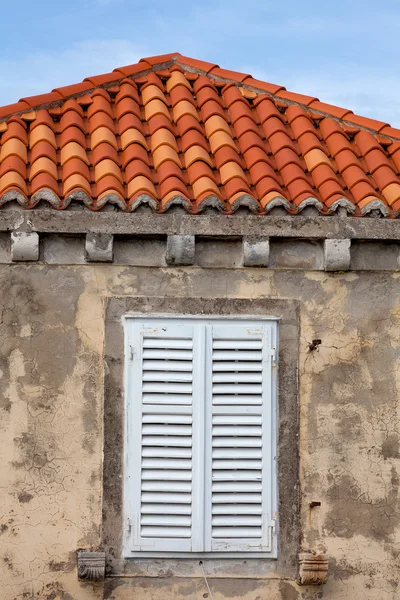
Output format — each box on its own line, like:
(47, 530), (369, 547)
(77, 550), (106, 581)
(298, 552), (329, 585)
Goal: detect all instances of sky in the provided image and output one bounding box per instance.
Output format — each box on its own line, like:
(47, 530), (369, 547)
(1, 0), (400, 125)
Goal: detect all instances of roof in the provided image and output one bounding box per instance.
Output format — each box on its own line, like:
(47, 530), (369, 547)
(1, 51), (400, 217)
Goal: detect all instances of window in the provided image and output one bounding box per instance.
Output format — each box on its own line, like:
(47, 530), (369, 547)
(124, 317), (278, 558)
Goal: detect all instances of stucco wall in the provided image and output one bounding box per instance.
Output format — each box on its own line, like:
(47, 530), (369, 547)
(1, 262), (400, 599)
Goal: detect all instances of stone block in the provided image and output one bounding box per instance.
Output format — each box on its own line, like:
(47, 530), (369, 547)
(298, 552), (329, 585)
(85, 233), (113, 262)
(11, 232), (39, 262)
(324, 239), (351, 271)
(166, 235), (195, 266)
(77, 550), (106, 581)
(243, 237), (270, 267)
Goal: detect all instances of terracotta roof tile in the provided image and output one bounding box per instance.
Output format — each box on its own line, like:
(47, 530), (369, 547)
(0, 53), (399, 215)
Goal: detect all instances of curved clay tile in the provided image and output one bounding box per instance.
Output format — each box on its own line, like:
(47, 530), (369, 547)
(297, 132), (324, 155)
(142, 84), (167, 106)
(184, 145), (213, 169)
(92, 142), (119, 167)
(166, 70), (192, 94)
(125, 159), (152, 182)
(120, 128), (148, 152)
(169, 85), (196, 107)
(30, 172), (59, 196)
(2, 118), (28, 145)
(62, 158), (90, 181)
(0, 137), (28, 163)
(127, 175), (157, 199)
(89, 111), (114, 134)
(159, 175), (187, 198)
(208, 130), (237, 154)
(150, 128), (178, 153)
(96, 174), (124, 198)
(30, 141), (57, 164)
(122, 143), (149, 169)
(87, 90), (113, 119)
(0, 171), (27, 195)
(381, 183), (400, 206)
(145, 99), (171, 122)
(187, 161), (217, 186)
(29, 156), (58, 180)
(157, 160), (184, 185)
(153, 144), (182, 170)
(220, 161), (248, 185)
(91, 127), (118, 151)
(59, 109), (86, 133)
(176, 114), (203, 138)
(255, 174), (283, 199)
(214, 145), (240, 169)
(61, 98), (84, 117)
(60, 126), (86, 148)
(116, 79), (140, 103)
(249, 160), (278, 187)
(173, 100), (199, 123)
(192, 176), (221, 202)
(115, 96), (142, 122)
(200, 99), (226, 122)
(147, 114), (174, 136)
(0, 155), (26, 179)
(304, 149), (334, 173)
(233, 116), (259, 140)
(61, 141), (90, 166)
(373, 166), (398, 192)
(204, 115), (231, 138)
(364, 148), (392, 174)
(30, 123), (57, 150)
(95, 159), (123, 183)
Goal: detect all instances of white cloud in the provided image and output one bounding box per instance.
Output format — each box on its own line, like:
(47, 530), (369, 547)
(0, 40), (145, 105)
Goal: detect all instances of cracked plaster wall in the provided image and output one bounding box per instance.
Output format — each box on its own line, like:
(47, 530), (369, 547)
(0, 263), (399, 599)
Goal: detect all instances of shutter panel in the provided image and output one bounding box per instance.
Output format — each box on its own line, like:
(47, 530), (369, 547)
(127, 322), (204, 552)
(207, 324), (274, 552)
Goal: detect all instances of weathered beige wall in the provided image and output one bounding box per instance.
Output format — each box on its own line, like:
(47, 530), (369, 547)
(1, 264), (400, 599)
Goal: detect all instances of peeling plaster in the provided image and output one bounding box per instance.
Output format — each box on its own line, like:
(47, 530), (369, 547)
(1, 264), (400, 599)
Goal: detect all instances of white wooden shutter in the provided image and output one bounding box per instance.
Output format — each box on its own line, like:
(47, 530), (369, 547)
(127, 322), (204, 552)
(206, 324), (275, 552)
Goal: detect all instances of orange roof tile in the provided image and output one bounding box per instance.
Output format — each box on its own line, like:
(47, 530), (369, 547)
(0, 52), (399, 215)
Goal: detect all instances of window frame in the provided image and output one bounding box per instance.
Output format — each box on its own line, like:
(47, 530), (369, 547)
(123, 315), (278, 559)
(102, 296), (300, 579)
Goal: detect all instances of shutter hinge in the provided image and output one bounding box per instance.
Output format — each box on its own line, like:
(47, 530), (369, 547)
(127, 517), (132, 534)
(269, 518), (276, 534)
(271, 346), (277, 365)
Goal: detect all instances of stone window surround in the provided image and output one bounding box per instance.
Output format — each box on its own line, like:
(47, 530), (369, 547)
(103, 296), (300, 580)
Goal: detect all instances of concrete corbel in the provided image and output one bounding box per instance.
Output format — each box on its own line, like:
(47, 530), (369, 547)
(11, 232), (39, 262)
(242, 236), (270, 267)
(85, 233), (114, 262)
(166, 235), (195, 266)
(324, 238), (351, 271)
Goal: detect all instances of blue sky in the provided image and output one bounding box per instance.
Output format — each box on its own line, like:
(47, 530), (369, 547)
(1, 0), (400, 125)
